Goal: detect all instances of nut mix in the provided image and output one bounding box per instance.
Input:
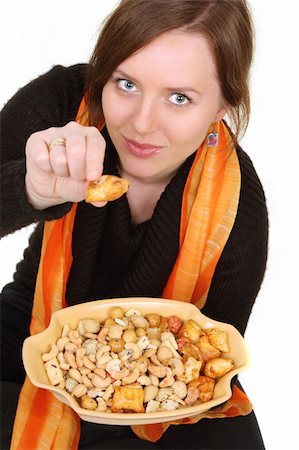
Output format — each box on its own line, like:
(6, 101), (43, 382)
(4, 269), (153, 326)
(42, 307), (234, 413)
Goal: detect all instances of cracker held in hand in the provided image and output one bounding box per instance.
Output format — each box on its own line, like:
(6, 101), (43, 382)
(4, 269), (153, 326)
(85, 175), (130, 202)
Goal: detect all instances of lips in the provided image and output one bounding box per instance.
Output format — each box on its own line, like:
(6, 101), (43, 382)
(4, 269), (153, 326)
(124, 137), (163, 158)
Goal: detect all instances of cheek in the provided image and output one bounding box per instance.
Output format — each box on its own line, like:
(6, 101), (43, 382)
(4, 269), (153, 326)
(167, 116), (209, 151)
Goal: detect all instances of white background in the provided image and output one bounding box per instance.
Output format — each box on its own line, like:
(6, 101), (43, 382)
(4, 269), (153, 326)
(1, 1), (299, 449)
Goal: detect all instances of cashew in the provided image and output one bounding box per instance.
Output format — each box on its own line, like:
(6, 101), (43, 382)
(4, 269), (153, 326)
(72, 383), (88, 398)
(87, 387), (103, 398)
(69, 330), (83, 346)
(83, 355), (96, 370)
(84, 332), (99, 339)
(185, 386), (199, 405)
(102, 384), (114, 401)
(96, 353), (112, 367)
(122, 368), (140, 385)
(68, 368), (82, 383)
(160, 339), (181, 358)
(96, 345), (111, 359)
(57, 380), (65, 389)
(144, 385), (159, 403)
(161, 331), (178, 349)
(168, 358), (184, 377)
(109, 367), (130, 380)
(159, 367), (175, 388)
(124, 342), (142, 360)
(42, 344), (59, 362)
(57, 352), (70, 370)
(137, 375), (151, 386)
(57, 336), (70, 352)
(91, 374), (113, 389)
(136, 359), (148, 374)
(58, 379), (65, 389)
(79, 367), (91, 376)
(148, 364), (167, 378)
(143, 348), (157, 358)
(94, 368), (106, 378)
(157, 345), (173, 363)
(149, 374), (159, 386)
(149, 354), (163, 367)
(82, 375), (93, 388)
(97, 327), (109, 343)
(75, 348), (86, 368)
(64, 342), (78, 353)
(64, 351), (77, 369)
(61, 323), (71, 337)
(125, 360), (137, 372)
(96, 398), (107, 412)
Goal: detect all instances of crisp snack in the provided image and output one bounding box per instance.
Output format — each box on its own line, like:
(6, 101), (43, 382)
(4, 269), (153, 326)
(111, 385), (145, 413)
(85, 175), (130, 203)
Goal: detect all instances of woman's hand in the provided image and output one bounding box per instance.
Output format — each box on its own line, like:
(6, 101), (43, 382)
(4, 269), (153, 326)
(25, 121), (107, 210)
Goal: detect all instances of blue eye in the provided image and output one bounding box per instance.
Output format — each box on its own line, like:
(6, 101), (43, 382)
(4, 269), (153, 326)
(117, 79), (137, 92)
(169, 93), (190, 106)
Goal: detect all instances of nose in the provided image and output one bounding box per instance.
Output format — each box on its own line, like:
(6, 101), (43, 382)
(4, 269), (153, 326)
(131, 96), (157, 136)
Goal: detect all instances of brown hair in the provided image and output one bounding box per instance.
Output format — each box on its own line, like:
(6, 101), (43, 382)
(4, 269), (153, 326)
(85, 0), (254, 140)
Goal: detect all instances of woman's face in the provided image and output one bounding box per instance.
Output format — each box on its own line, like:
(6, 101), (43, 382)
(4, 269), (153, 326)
(102, 31), (226, 184)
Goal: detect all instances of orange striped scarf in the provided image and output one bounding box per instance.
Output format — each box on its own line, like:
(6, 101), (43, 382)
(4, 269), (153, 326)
(11, 103), (252, 449)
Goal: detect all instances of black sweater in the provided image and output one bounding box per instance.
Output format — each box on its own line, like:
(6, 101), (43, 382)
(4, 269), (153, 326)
(0, 64), (268, 336)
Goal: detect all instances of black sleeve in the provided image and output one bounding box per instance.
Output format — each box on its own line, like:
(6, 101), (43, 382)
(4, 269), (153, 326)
(0, 64), (87, 237)
(202, 148), (269, 336)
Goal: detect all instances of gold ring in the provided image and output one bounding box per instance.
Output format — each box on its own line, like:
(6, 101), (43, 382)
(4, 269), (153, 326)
(48, 137), (66, 152)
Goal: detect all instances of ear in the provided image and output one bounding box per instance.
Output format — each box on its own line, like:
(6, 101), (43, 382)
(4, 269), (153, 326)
(214, 106), (227, 122)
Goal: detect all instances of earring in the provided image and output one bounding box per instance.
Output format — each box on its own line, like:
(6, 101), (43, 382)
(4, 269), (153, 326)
(207, 124), (219, 147)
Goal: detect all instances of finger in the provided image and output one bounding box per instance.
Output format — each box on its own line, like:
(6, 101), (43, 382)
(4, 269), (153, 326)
(85, 129), (106, 181)
(90, 201), (108, 208)
(48, 143), (70, 177)
(55, 177), (88, 202)
(65, 134), (87, 181)
(25, 133), (52, 172)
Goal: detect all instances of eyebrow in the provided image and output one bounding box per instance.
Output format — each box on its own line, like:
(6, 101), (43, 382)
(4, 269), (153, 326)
(113, 69), (202, 96)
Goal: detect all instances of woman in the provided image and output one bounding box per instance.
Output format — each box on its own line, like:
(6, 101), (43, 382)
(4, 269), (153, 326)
(0, 0), (268, 449)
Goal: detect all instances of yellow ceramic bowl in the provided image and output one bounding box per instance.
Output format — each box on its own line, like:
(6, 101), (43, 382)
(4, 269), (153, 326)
(22, 297), (249, 425)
